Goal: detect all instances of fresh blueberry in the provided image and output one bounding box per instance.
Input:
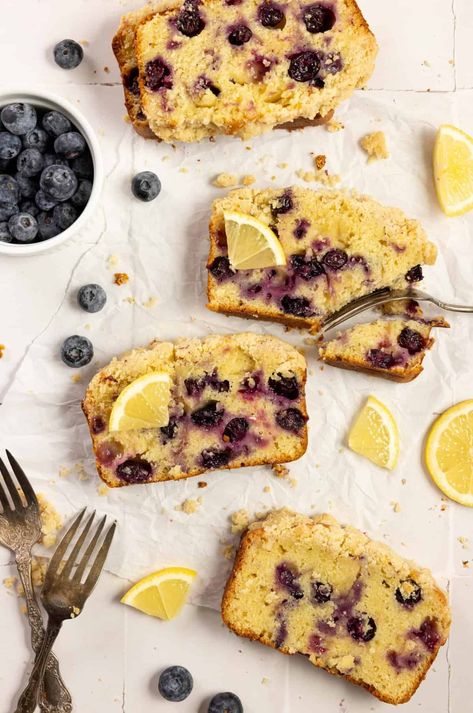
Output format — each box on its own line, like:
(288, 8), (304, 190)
(145, 57), (173, 91)
(405, 264), (423, 283)
(8, 213), (38, 242)
(77, 284), (107, 313)
(160, 419), (178, 442)
(42, 111), (72, 137)
(71, 151), (93, 178)
(1, 103), (37, 136)
(191, 400), (224, 428)
(40, 165), (78, 201)
(208, 256), (235, 282)
(397, 327), (426, 355)
(54, 132), (86, 159)
(275, 407), (306, 433)
(271, 192), (293, 216)
(15, 173), (36, 199)
(259, 3), (285, 28)
(208, 692), (243, 713)
(367, 349), (395, 370)
(290, 254), (324, 280)
(116, 458), (152, 484)
(54, 39), (84, 70)
(0, 222), (11, 242)
(322, 249), (348, 270)
(0, 159), (10, 172)
(71, 179), (92, 208)
(0, 202), (19, 221)
(288, 51), (320, 82)
(23, 128), (49, 152)
(200, 447), (231, 469)
(275, 562), (303, 599)
(223, 417), (249, 442)
(228, 25), (253, 45)
(53, 202), (78, 230)
(280, 294), (314, 318)
(176, 0), (205, 37)
(37, 211), (62, 240)
(17, 148), (44, 177)
(0, 132), (22, 160)
(43, 152), (69, 168)
(35, 190), (58, 211)
(311, 581), (333, 604)
(347, 613), (377, 642)
(158, 665), (193, 702)
(395, 579), (422, 607)
(303, 4), (336, 33)
(0, 175), (20, 205)
(268, 373), (299, 400)
(20, 200), (39, 218)
(61, 335), (94, 367)
(131, 171), (161, 202)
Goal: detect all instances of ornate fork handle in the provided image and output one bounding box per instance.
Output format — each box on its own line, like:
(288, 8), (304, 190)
(16, 556), (72, 713)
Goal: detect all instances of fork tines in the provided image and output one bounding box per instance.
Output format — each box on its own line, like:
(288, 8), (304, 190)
(0, 450), (39, 512)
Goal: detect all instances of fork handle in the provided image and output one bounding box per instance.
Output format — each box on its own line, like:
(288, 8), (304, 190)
(15, 617), (63, 713)
(16, 557), (72, 713)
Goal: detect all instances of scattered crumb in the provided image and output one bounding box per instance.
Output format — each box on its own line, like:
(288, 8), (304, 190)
(401, 479), (407, 485)
(124, 296), (136, 304)
(178, 167), (189, 174)
(104, 66), (110, 74)
(59, 466), (71, 479)
(463, 560), (470, 568)
(97, 484), (109, 496)
(440, 502), (447, 512)
(390, 501), (401, 513)
(107, 254), (119, 269)
(360, 132), (389, 164)
(231, 509), (250, 534)
(20, 603), (27, 615)
(0, 344), (5, 359)
(70, 605), (81, 618)
(241, 174), (256, 186)
(3, 576), (15, 589)
(84, 323), (92, 330)
(421, 60), (431, 68)
(223, 544), (235, 560)
(37, 494), (63, 548)
(263, 485), (271, 494)
(314, 154), (326, 170)
(296, 169), (317, 183)
(114, 272), (129, 286)
(272, 463), (289, 479)
(161, 155), (170, 161)
(75, 462), (89, 482)
(315, 170), (341, 187)
(277, 162), (288, 169)
(142, 296), (157, 309)
(197, 481), (207, 489)
(326, 119), (344, 133)
(458, 536), (469, 550)
(80, 39), (90, 47)
(176, 498), (202, 515)
(261, 677), (270, 685)
(303, 336), (318, 346)
(212, 172), (238, 188)
(289, 478), (298, 489)
(71, 374), (82, 384)
(123, 114), (131, 124)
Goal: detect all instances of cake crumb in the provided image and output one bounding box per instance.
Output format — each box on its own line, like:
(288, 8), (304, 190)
(142, 296), (157, 309)
(178, 167), (189, 174)
(314, 154), (326, 171)
(107, 254), (119, 268)
(401, 479), (407, 485)
(71, 374), (82, 384)
(97, 484), (109, 496)
(37, 494), (63, 548)
(296, 169), (317, 183)
(277, 162), (288, 169)
(261, 677), (270, 685)
(458, 536), (469, 549)
(272, 463), (289, 479)
(263, 485), (271, 493)
(223, 544), (235, 560)
(315, 170), (341, 187)
(124, 296), (136, 304)
(59, 466), (71, 478)
(231, 509), (250, 533)
(176, 498), (202, 515)
(70, 605), (81, 618)
(3, 576), (15, 589)
(390, 501), (401, 513)
(0, 344), (5, 359)
(212, 173), (238, 188)
(326, 119), (344, 133)
(75, 462), (88, 482)
(360, 132), (390, 163)
(114, 272), (129, 286)
(104, 66), (110, 74)
(197, 481), (208, 489)
(241, 174), (256, 186)
(289, 478), (298, 489)
(463, 560), (470, 568)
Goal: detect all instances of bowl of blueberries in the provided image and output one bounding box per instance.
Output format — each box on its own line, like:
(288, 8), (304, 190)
(0, 89), (103, 255)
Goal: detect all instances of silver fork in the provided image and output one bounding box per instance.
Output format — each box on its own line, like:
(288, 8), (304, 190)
(14, 509), (117, 713)
(0, 451), (72, 713)
(320, 287), (473, 333)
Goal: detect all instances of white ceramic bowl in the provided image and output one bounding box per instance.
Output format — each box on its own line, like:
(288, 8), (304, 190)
(0, 89), (103, 256)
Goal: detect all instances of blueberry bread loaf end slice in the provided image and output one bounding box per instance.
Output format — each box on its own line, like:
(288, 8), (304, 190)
(222, 509), (451, 704)
(319, 316), (449, 382)
(82, 333), (308, 487)
(207, 188), (437, 331)
(135, 0), (377, 141)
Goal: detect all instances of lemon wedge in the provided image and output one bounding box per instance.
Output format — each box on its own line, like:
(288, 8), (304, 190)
(223, 210), (286, 270)
(433, 124), (473, 217)
(348, 395), (400, 470)
(109, 371), (172, 432)
(425, 400), (473, 506)
(121, 567), (197, 619)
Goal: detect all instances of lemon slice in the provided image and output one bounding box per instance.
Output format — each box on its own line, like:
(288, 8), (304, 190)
(433, 124), (473, 217)
(121, 567), (197, 619)
(348, 395), (400, 470)
(109, 371), (172, 432)
(425, 400), (473, 506)
(223, 210), (286, 270)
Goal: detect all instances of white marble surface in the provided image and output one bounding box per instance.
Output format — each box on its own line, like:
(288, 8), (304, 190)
(0, 1), (472, 711)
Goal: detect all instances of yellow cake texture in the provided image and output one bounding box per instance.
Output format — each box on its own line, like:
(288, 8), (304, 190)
(207, 188), (437, 331)
(82, 333), (308, 487)
(319, 316), (449, 382)
(222, 509), (451, 704)
(130, 0), (377, 142)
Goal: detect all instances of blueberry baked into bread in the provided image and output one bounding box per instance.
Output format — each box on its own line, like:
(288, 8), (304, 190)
(207, 188), (437, 331)
(82, 333), (308, 487)
(115, 0), (377, 142)
(319, 316), (449, 382)
(222, 509), (451, 704)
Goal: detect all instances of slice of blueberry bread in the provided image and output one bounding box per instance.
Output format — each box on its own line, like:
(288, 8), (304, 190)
(134, 0), (377, 142)
(82, 333), (308, 487)
(318, 316), (449, 382)
(222, 509), (451, 704)
(207, 188), (437, 331)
